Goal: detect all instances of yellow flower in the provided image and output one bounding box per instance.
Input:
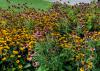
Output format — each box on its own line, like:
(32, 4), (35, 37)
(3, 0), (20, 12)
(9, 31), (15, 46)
(2, 53), (6, 55)
(27, 57), (32, 61)
(0, 20), (7, 24)
(18, 55), (21, 58)
(88, 61), (93, 69)
(60, 44), (64, 47)
(10, 55), (15, 58)
(2, 30), (8, 35)
(29, 41), (34, 45)
(0, 46), (3, 54)
(4, 46), (10, 49)
(80, 67), (84, 71)
(81, 61), (85, 65)
(0, 40), (6, 43)
(63, 40), (67, 43)
(13, 50), (18, 54)
(65, 43), (71, 48)
(80, 39), (83, 42)
(51, 32), (60, 36)
(0, 38), (4, 41)
(16, 60), (20, 63)
(64, 44), (69, 48)
(2, 49), (8, 55)
(80, 53), (85, 58)
(9, 42), (15, 46)
(29, 45), (32, 48)
(6, 37), (12, 41)
(2, 57), (6, 61)
(76, 55), (80, 60)
(19, 47), (24, 51)
(18, 64), (23, 69)
(75, 39), (79, 43)
(59, 37), (65, 41)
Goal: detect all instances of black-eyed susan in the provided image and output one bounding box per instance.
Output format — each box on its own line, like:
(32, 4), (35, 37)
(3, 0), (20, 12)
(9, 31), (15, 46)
(0, 46), (3, 54)
(16, 60), (20, 63)
(18, 55), (21, 58)
(80, 67), (84, 71)
(4, 46), (10, 49)
(87, 61), (93, 69)
(13, 50), (18, 54)
(2, 57), (6, 61)
(19, 47), (24, 51)
(10, 55), (15, 58)
(18, 64), (23, 69)
(27, 56), (32, 61)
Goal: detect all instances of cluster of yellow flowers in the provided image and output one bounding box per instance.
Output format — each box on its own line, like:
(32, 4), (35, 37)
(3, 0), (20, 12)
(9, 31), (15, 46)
(0, 28), (36, 69)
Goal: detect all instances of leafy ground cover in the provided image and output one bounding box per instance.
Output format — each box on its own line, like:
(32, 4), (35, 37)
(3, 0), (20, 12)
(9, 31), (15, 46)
(0, 1), (100, 71)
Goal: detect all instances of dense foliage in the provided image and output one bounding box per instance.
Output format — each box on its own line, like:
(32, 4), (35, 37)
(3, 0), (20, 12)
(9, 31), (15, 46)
(0, 2), (100, 71)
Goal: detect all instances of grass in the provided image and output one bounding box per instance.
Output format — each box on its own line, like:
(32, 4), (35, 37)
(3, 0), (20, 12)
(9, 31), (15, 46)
(0, 0), (52, 12)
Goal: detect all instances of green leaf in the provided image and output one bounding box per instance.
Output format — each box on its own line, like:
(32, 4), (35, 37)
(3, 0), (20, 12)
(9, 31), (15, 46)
(76, 25), (83, 35)
(8, 68), (16, 71)
(96, 41), (100, 47)
(86, 22), (93, 31)
(24, 63), (31, 69)
(65, 65), (72, 71)
(37, 66), (48, 71)
(0, 61), (2, 64)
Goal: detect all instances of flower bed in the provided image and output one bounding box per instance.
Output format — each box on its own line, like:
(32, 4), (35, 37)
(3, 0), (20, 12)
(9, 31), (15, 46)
(0, 2), (100, 71)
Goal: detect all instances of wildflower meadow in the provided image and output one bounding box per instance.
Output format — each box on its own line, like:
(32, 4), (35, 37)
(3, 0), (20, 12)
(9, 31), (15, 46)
(0, 0), (100, 71)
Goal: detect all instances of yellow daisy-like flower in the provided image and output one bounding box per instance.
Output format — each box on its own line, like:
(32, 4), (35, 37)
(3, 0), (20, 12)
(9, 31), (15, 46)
(10, 55), (15, 58)
(0, 38), (4, 41)
(18, 55), (21, 58)
(64, 44), (69, 48)
(27, 57), (32, 61)
(2, 30), (8, 35)
(80, 67), (84, 71)
(0, 40), (6, 43)
(2, 57), (6, 61)
(0, 46), (3, 54)
(63, 40), (67, 43)
(88, 61), (93, 69)
(19, 47), (24, 51)
(75, 55), (80, 60)
(13, 50), (18, 54)
(18, 64), (23, 69)
(75, 39), (80, 43)
(64, 43), (71, 48)
(6, 37), (12, 42)
(59, 37), (65, 41)
(4, 46), (10, 49)
(29, 41), (34, 45)
(60, 44), (64, 47)
(0, 20), (7, 25)
(16, 60), (20, 63)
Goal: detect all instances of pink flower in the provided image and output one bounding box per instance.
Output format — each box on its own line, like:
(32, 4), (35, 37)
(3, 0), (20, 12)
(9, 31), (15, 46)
(32, 62), (39, 67)
(34, 31), (44, 40)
